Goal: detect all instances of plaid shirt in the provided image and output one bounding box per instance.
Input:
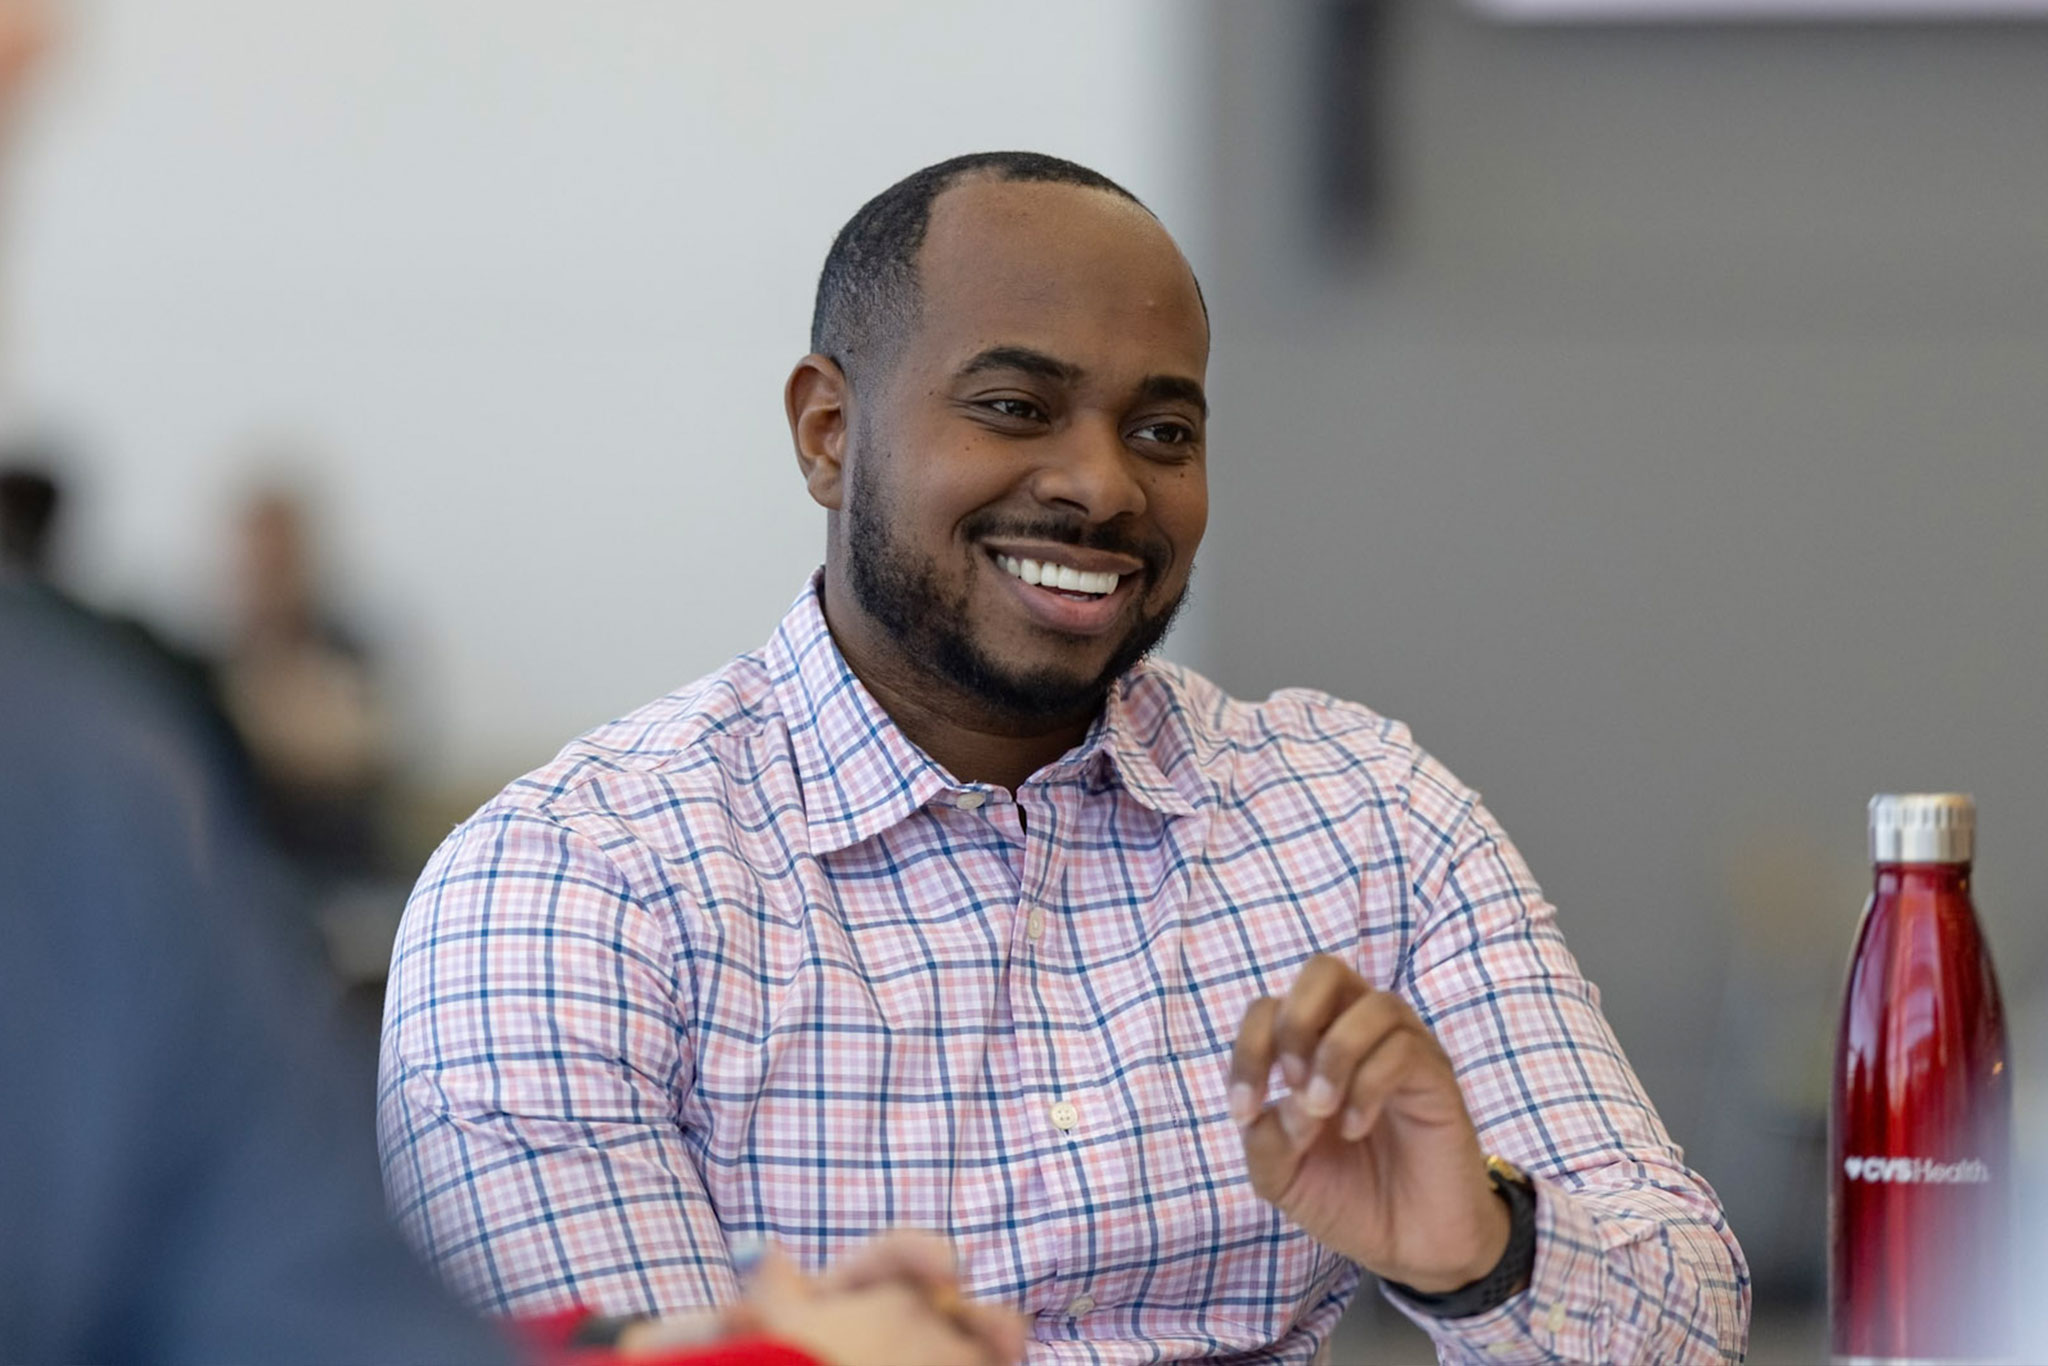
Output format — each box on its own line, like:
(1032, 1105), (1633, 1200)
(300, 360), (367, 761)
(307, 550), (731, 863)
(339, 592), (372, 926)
(379, 577), (1748, 1365)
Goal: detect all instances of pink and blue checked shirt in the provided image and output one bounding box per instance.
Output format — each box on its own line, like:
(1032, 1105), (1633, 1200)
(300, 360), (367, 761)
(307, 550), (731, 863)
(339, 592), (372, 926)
(379, 577), (1748, 1364)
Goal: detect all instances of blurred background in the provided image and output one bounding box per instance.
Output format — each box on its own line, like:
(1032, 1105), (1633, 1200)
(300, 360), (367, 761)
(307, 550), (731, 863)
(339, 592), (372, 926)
(4, 1), (2045, 1360)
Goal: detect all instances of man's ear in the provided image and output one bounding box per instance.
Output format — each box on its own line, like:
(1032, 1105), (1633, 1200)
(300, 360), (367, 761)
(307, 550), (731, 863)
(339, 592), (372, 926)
(786, 354), (852, 511)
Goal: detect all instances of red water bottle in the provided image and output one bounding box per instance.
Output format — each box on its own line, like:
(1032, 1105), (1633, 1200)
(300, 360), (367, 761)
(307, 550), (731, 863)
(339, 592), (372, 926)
(1831, 793), (2010, 1362)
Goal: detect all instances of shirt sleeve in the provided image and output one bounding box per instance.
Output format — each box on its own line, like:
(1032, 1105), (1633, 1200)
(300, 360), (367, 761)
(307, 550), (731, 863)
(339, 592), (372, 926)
(1383, 750), (1751, 1365)
(378, 804), (737, 1316)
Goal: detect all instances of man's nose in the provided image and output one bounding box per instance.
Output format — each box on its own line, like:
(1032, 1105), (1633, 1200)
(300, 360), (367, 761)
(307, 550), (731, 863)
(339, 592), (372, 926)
(1027, 415), (1148, 523)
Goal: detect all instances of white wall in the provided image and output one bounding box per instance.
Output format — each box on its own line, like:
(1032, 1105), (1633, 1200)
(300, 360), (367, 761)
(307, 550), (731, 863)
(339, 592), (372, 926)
(6, 0), (1207, 783)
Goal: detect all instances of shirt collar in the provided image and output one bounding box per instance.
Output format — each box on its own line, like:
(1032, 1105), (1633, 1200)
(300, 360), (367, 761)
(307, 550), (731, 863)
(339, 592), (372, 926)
(766, 573), (1203, 854)
(1095, 667), (1205, 819)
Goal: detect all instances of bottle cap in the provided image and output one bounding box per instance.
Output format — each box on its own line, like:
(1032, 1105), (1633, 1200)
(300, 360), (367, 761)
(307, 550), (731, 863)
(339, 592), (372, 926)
(1868, 793), (1975, 864)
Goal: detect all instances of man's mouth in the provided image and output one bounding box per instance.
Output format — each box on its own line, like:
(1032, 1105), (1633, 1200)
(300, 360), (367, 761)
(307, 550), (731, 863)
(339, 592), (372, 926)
(992, 553), (1122, 599)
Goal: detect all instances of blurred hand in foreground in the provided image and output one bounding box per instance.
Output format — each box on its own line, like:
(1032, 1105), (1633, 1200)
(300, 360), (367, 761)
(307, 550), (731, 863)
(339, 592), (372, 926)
(1230, 955), (1512, 1294)
(620, 1230), (1025, 1366)
(0, 0), (47, 110)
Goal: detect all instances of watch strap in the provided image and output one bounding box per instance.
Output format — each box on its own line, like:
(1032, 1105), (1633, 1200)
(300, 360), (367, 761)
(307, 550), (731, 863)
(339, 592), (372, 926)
(567, 1312), (652, 1348)
(1383, 1155), (1538, 1320)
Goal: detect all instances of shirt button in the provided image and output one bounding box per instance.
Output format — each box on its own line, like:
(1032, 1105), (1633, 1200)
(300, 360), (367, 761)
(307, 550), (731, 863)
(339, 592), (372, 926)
(1546, 1302), (1567, 1333)
(953, 790), (985, 811)
(1025, 907), (1047, 942)
(1065, 1294), (1095, 1317)
(1485, 1344), (1519, 1358)
(1049, 1100), (1078, 1132)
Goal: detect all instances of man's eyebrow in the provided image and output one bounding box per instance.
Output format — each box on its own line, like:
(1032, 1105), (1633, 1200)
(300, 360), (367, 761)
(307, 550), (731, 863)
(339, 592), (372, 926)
(959, 347), (1209, 417)
(1137, 373), (1209, 418)
(958, 346), (1083, 385)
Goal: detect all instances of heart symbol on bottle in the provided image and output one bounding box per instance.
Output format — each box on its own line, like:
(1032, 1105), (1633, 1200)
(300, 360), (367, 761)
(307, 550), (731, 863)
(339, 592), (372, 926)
(1843, 1156), (1864, 1180)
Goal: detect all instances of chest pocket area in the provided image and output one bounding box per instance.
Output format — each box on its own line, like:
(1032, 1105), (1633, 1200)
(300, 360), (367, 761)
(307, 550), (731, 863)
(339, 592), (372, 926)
(748, 889), (1013, 1236)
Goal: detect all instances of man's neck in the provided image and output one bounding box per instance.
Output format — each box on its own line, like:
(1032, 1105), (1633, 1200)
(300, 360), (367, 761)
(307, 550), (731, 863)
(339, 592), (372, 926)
(819, 592), (1101, 794)
(853, 663), (1096, 794)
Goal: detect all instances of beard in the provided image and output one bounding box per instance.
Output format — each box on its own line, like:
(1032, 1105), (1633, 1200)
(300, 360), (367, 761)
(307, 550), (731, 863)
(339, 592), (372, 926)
(843, 451), (1187, 725)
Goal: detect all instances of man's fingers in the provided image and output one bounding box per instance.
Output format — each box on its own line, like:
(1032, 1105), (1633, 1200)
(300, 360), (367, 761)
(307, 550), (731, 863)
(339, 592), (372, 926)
(1261, 1016), (1437, 1174)
(1337, 1025), (1453, 1142)
(964, 1302), (1029, 1364)
(1237, 1102), (1307, 1203)
(737, 1238), (810, 1303)
(1228, 995), (1280, 1125)
(1298, 990), (1410, 1118)
(814, 1231), (1020, 1363)
(818, 1227), (959, 1293)
(1269, 955), (1370, 1090)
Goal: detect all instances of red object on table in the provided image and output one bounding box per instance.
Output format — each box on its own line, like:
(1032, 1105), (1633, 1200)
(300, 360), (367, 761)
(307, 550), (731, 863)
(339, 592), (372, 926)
(1830, 794), (2010, 1362)
(515, 1308), (822, 1366)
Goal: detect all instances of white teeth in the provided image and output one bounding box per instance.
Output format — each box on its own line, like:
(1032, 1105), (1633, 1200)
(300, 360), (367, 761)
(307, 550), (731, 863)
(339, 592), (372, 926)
(995, 554), (1121, 597)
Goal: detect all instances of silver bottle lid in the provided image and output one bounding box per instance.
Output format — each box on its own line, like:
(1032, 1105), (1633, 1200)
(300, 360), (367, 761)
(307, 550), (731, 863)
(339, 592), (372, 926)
(1869, 793), (1975, 864)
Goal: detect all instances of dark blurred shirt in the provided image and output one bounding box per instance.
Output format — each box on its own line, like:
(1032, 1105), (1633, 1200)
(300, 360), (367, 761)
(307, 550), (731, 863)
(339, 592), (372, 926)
(0, 592), (511, 1364)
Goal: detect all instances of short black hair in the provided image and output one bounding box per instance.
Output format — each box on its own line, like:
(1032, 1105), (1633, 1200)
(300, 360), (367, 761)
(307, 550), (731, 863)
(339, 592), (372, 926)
(810, 151), (1151, 391)
(0, 463), (62, 574)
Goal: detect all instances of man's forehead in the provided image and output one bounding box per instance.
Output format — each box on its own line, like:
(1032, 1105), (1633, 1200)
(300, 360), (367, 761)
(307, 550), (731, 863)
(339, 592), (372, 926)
(912, 178), (1208, 367)
(922, 178), (1183, 276)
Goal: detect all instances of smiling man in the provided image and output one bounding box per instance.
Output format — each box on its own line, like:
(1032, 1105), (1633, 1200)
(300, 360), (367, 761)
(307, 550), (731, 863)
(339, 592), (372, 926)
(379, 152), (1749, 1364)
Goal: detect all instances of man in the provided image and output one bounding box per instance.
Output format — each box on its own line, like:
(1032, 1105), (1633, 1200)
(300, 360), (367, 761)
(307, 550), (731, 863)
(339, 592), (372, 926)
(380, 151), (1749, 1363)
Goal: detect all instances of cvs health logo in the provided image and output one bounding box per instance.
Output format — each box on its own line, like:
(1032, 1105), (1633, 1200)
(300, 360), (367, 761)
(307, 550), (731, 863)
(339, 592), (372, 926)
(1843, 1155), (1991, 1185)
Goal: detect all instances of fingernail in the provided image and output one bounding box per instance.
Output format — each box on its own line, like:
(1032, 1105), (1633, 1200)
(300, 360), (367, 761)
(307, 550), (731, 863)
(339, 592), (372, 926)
(1341, 1108), (1367, 1141)
(1228, 1082), (1257, 1126)
(1279, 1098), (1315, 1145)
(729, 1235), (766, 1280)
(1303, 1075), (1338, 1116)
(1281, 1054), (1308, 1088)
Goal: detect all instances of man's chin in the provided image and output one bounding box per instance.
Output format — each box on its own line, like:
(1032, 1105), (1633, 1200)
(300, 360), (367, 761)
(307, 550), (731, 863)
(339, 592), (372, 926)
(938, 636), (1125, 724)
(979, 666), (1119, 720)
(945, 588), (1183, 721)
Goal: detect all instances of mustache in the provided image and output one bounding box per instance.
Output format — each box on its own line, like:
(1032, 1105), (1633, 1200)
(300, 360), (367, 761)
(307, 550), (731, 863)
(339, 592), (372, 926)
(963, 512), (1172, 581)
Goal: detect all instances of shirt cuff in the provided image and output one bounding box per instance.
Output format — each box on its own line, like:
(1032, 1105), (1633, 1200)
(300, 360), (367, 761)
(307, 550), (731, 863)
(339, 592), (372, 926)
(1382, 1178), (1612, 1363)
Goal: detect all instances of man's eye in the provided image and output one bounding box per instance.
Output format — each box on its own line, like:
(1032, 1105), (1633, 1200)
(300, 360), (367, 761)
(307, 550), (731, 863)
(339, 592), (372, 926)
(1132, 421), (1196, 446)
(982, 398), (1045, 422)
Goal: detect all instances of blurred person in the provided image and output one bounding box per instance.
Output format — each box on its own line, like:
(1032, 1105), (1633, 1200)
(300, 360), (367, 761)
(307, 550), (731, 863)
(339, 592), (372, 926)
(0, 460), (58, 574)
(2, 443), (252, 798)
(0, 9), (1019, 1365)
(3, 570), (516, 1364)
(380, 152), (1750, 1363)
(219, 484), (394, 886)
(0, 0), (42, 119)
(0, 588), (1013, 1365)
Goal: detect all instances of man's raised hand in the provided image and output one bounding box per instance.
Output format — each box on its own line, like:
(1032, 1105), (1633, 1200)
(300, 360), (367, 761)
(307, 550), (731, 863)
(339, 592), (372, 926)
(1228, 955), (1510, 1293)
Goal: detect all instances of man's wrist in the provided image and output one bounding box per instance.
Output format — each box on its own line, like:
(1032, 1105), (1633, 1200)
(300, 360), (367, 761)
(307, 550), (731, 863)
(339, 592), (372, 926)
(1383, 1156), (1539, 1319)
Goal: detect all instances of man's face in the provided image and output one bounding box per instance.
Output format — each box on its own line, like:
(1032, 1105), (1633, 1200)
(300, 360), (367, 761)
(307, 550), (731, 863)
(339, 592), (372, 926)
(833, 179), (1210, 725)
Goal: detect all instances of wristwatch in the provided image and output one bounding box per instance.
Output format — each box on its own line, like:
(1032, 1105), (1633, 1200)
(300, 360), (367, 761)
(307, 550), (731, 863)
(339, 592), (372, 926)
(568, 1313), (651, 1348)
(1383, 1155), (1538, 1319)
